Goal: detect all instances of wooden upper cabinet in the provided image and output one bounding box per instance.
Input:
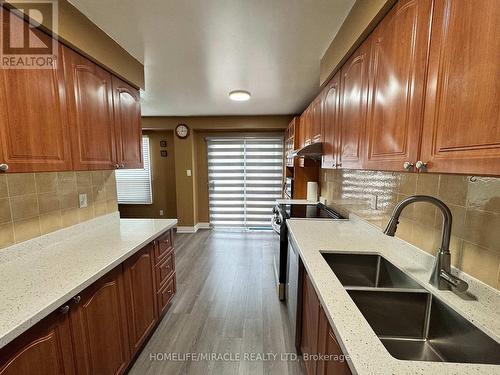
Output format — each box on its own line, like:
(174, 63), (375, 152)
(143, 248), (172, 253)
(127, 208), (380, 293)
(112, 76), (143, 169)
(364, 0), (432, 172)
(0, 309), (75, 375)
(420, 0), (500, 176)
(0, 9), (72, 173)
(311, 97), (322, 144)
(70, 266), (130, 375)
(63, 46), (117, 171)
(321, 72), (341, 169)
(338, 39), (371, 169)
(123, 243), (158, 356)
(303, 106), (312, 146)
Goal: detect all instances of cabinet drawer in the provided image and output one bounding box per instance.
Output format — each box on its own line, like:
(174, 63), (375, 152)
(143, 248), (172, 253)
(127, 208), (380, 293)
(157, 274), (176, 316)
(155, 251), (175, 290)
(154, 230), (173, 263)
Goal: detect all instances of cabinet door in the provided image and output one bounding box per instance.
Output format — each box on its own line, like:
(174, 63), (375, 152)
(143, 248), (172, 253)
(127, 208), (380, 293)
(300, 272), (320, 375)
(123, 244), (158, 356)
(70, 266), (130, 375)
(338, 40), (370, 169)
(303, 107), (312, 146)
(321, 72), (341, 169)
(317, 306), (352, 375)
(420, 0), (500, 175)
(311, 97), (322, 144)
(364, 0), (432, 172)
(0, 9), (72, 173)
(63, 46), (117, 171)
(112, 76), (143, 169)
(0, 309), (75, 375)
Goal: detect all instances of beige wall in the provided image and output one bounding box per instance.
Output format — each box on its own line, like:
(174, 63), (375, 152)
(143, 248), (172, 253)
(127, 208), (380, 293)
(319, 0), (396, 85)
(119, 131), (177, 220)
(320, 169), (500, 290)
(3, 0), (144, 88)
(0, 171), (118, 249)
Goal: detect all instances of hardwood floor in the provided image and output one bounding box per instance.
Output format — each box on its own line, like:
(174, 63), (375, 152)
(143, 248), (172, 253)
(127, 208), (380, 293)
(129, 229), (306, 375)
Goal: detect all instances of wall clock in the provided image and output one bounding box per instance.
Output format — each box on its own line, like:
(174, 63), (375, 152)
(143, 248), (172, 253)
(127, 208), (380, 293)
(175, 124), (190, 139)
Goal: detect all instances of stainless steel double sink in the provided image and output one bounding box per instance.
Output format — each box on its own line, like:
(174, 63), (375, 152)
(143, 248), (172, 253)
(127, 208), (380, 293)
(321, 252), (500, 365)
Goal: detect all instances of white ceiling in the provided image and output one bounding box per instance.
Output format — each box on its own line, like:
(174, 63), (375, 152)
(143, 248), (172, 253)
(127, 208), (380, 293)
(69, 0), (354, 116)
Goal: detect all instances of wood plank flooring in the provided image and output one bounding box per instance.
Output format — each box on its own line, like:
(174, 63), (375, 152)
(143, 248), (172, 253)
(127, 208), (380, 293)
(129, 229), (306, 375)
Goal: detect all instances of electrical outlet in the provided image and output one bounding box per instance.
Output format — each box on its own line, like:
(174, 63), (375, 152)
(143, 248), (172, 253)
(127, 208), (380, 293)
(186, 169), (192, 177)
(159, 210), (164, 216)
(79, 193), (88, 208)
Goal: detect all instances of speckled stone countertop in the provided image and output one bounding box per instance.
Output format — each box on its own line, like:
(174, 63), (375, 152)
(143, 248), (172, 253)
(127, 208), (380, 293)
(0, 213), (177, 349)
(275, 199), (318, 204)
(287, 215), (500, 375)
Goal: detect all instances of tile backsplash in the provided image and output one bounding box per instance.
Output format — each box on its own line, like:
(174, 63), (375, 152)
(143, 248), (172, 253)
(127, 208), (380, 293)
(0, 171), (118, 249)
(320, 169), (500, 290)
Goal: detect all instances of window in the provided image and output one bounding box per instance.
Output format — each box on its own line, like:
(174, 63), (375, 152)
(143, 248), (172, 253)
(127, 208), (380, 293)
(207, 136), (284, 228)
(116, 135), (152, 204)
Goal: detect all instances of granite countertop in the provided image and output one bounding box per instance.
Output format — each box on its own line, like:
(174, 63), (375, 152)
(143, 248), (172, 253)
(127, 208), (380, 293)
(275, 199), (318, 204)
(0, 213), (177, 349)
(287, 215), (500, 375)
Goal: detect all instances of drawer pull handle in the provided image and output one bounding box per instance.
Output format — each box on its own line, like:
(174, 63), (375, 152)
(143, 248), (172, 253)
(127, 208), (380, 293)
(73, 295), (81, 304)
(59, 305), (70, 314)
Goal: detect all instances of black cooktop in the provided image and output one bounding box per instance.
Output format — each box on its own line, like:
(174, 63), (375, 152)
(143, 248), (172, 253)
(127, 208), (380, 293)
(280, 203), (343, 220)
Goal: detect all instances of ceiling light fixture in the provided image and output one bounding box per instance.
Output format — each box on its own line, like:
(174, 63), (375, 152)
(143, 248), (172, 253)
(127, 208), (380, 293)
(229, 90), (251, 102)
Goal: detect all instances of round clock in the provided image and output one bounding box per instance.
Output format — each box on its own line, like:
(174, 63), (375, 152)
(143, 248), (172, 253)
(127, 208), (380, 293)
(175, 124), (190, 139)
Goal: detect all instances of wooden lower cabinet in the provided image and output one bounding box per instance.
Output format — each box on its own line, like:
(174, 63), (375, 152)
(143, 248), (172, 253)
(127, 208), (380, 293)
(0, 228), (176, 375)
(317, 307), (351, 375)
(0, 310), (75, 375)
(301, 270), (351, 375)
(123, 243), (158, 357)
(70, 266), (131, 375)
(301, 272), (320, 375)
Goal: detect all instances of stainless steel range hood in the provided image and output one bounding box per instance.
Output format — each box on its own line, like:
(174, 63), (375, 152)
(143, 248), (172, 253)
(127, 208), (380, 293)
(289, 142), (323, 160)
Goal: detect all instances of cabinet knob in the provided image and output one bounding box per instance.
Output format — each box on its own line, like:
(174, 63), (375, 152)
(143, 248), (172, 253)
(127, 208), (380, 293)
(0, 163), (8, 172)
(115, 164), (120, 169)
(403, 161), (414, 170)
(416, 161), (428, 171)
(59, 305), (70, 314)
(72, 295), (81, 304)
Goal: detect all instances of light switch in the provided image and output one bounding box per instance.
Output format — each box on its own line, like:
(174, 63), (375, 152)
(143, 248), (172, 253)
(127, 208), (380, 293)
(79, 193), (88, 208)
(186, 169), (192, 177)
(159, 210), (164, 216)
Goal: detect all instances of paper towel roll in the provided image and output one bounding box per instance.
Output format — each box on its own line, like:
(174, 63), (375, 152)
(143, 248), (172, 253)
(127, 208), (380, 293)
(306, 181), (318, 201)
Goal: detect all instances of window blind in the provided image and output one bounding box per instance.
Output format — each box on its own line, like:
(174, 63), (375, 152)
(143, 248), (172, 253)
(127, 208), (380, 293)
(116, 135), (152, 204)
(207, 137), (284, 228)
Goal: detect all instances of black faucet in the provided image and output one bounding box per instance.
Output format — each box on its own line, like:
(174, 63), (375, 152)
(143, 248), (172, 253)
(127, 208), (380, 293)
(384, 195), (468, 292)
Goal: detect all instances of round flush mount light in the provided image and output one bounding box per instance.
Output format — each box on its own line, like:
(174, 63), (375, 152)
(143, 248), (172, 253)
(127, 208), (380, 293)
(229, 90), (251, 102)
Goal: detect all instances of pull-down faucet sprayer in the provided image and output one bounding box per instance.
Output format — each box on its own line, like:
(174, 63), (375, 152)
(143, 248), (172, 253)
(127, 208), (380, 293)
(383, 195), (468, 292)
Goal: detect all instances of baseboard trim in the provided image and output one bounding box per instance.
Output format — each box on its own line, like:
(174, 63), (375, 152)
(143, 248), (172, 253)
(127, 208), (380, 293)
(176, 226), (197, 233)
(197, 222), (211, 229)
(176, 223), (211, 233)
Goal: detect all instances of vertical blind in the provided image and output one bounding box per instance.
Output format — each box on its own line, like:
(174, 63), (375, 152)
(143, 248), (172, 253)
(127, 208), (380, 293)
(207, 137), (284, 228)
(116, 135), (152, 204)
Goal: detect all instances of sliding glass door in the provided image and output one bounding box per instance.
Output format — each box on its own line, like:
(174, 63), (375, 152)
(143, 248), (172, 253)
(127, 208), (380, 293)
(207, 137), (284, 229)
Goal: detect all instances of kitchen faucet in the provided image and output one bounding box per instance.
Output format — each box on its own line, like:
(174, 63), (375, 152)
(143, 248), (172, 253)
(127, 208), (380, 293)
(383, 195), (469, 292)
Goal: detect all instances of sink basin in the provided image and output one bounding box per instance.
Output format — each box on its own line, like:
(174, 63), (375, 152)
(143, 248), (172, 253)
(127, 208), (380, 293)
(347, 289), (500, 364)
(321, 253), (422, 289)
